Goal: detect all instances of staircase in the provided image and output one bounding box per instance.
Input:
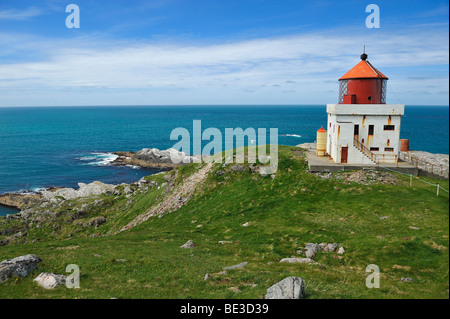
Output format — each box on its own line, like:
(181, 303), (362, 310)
(353, 137), (378, 164)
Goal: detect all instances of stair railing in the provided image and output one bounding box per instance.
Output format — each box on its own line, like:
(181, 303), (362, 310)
(353, 137), (378, 163)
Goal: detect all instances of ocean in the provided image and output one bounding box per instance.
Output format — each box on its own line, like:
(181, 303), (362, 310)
(0, 105), (448, 216)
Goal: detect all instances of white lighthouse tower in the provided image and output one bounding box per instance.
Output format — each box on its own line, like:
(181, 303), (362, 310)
(326, 53), (405, 164)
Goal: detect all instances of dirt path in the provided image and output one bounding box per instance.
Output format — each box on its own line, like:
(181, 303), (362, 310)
(119, 163), (213, 233)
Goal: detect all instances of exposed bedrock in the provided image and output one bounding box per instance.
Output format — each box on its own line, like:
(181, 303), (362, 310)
(113, 148), (196, 169)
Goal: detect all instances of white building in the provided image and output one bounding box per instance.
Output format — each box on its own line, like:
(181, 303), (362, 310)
(325, 53), (405, 164)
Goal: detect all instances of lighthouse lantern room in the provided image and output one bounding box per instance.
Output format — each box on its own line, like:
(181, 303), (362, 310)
(326, 53), (405, 164)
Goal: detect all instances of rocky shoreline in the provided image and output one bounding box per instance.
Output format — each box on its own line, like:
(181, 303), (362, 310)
(0, 181), (117, 212)
(0, 192), (43, 210)
(0, 148), (194, 212)
(0, 174), (167, 246)
(112, 148), (196, 170)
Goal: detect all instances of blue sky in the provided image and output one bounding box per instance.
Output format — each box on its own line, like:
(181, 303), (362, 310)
(0, 0), (448, 106)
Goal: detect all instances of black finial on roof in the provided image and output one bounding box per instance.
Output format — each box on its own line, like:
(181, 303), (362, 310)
(361, 45), (368, 60)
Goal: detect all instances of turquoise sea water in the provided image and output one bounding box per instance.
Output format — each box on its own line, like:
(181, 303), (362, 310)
(0, 105), (448, 215)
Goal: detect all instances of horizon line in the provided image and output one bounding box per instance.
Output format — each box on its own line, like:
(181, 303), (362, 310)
(0, 104), (449, 108)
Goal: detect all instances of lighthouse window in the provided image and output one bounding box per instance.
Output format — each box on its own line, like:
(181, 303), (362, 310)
(368, 96), (372, 101)
(384, 125), (395, 131)
(368, 125), (374, 136)
(385, 147), (394, 152)
(370, 147), (380, 151)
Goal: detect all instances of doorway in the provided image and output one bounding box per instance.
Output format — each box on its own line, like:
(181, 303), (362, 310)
(341, 147), (348, 164)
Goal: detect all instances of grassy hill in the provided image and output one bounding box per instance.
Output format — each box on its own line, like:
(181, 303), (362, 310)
(0, 146), (448, 299)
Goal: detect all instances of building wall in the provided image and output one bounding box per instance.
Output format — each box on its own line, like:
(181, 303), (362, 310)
(326, 104), (405, 164)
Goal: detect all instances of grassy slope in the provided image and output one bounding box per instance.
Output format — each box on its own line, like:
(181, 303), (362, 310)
(0, 146), (448, 299)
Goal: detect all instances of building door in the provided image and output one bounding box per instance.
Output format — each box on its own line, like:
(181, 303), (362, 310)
(341, 147), (348, 164)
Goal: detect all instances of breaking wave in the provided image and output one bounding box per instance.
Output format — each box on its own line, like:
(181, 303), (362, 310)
(280, 134), (302, 138)
(77, 152), (119, 166)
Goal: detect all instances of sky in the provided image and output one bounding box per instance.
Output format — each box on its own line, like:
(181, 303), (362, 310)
(0, 0), (448, 106)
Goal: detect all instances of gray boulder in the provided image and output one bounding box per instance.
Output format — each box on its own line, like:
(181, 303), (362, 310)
(305, 243), (320, 253)
(280, 257), (314, 264)
(34, 273), (67, 289)
(0, 254), (42, 283)
(305, 249), (316, 259)
(180, 240), (196, 249)
(327, 243), (339, 252)
(223, 262), (248, 270)
(231, 164), (247, 172)
(259, 166), (276, 177)
(203, 273), (211, 281)
(265, 277), (306, 299)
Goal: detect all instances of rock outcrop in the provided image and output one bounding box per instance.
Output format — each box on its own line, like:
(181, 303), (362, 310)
(0, 192), (42, 209)
(0, 254), (42, 283)
(301, 242), (344, 259)
(113, 148), (195, 169)
(264, 277), (306, 299)
(0, 182), (115, 210)
(41, 181), (115, 202)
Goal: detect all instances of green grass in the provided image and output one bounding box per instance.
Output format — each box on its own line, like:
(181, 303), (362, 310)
(0, 146), (448, 299)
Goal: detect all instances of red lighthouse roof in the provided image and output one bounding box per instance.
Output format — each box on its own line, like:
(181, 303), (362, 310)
(339, 57), (388, 80)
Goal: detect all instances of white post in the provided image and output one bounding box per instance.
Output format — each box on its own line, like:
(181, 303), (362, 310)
(437, 184), (440, 196)
(410, 174), (412, 187)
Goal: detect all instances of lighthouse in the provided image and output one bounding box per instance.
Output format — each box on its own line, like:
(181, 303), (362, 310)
(325, 53), (405, 164)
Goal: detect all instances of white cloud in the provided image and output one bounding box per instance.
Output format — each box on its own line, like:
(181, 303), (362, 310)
(0, 26), (448, 106)
(0, 7), (42, 20)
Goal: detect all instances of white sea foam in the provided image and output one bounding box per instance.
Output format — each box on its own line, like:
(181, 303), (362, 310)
(78, 152), (119, 166)
(280, 134), (302, 138)
(126, 165), (141, 169)
(8, 189), (41, 195)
